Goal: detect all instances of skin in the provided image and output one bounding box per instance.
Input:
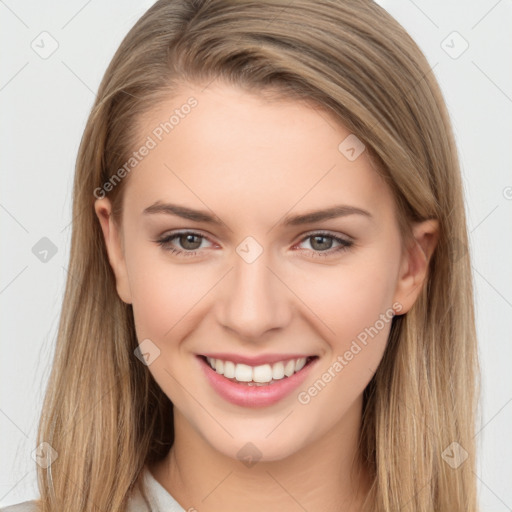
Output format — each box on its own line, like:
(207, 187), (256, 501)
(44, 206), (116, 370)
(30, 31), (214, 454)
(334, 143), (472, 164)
(95, 81), (438, 512)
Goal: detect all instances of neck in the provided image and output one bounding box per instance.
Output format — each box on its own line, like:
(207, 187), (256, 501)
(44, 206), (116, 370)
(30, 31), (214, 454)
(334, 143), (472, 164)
(149, 395), (372, 512)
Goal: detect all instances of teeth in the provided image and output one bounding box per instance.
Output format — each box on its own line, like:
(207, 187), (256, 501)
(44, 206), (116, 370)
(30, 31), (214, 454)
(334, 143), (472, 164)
(272, 362), (285, 380)
(253, 364), (272, 383)
(295, 358), (306, 372)
(205, 356), (312, 384)
(224, 360), (235, 378)
(284, 359), (295, 377)
(235, 363), (253, 382)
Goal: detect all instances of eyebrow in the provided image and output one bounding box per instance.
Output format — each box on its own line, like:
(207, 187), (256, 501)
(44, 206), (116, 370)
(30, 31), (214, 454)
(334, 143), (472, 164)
(142, 201), (372, 226)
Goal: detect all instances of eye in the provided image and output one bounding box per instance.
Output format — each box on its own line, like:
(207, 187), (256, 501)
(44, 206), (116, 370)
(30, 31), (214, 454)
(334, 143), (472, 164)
(155, 230), (353, 258)
(294, 231), (353, 256)
(155, 231), (214, 256)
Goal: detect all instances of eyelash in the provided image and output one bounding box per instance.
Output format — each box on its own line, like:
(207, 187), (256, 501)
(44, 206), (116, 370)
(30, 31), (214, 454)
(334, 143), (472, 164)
(155, 230), (353, 258)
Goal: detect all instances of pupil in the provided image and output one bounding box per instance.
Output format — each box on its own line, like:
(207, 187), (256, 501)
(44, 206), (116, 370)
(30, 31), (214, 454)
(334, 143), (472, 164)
(177, 235), (334, 251)
(311, 235), (332, 251)
(181, 234), (201, 250)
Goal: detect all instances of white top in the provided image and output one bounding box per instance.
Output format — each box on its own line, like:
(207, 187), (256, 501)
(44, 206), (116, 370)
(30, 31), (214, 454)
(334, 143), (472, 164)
(0, 465), (185, 512)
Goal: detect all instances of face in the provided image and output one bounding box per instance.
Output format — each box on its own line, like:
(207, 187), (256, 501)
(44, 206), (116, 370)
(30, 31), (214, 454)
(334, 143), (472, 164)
(96, 81), (436, 463)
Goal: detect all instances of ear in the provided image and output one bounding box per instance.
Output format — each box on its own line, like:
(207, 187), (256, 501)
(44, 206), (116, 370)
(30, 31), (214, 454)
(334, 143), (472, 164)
(393, 219), (439, 314)
(94, 198), (132, 304)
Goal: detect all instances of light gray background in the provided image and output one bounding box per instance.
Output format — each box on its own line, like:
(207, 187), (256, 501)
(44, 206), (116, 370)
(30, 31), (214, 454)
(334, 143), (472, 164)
(1, 0), (511, 509)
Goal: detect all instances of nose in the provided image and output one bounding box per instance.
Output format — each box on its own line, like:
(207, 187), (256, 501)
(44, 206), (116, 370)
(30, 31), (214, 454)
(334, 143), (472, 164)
(215, 248), (293, 341)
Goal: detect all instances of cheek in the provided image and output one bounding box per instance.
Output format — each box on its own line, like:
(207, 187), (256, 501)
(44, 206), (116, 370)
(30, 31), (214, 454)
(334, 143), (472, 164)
(292, 267), (396, 426)
(289, 245), (401, 403)
(125, 243), (210, 340)
(292, 253), (400, 347)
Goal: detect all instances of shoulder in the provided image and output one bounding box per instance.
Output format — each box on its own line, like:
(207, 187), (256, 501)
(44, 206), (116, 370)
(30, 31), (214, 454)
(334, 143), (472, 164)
(0, 501), (39, 512)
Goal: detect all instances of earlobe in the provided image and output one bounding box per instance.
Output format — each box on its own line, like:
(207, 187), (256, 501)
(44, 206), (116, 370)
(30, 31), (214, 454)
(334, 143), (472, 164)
(94, 198), (133, 304)
(393, 219), (439, 314)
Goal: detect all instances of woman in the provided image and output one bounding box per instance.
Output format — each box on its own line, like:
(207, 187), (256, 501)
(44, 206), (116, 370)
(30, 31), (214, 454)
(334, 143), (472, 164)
(2, 0), (480, 510)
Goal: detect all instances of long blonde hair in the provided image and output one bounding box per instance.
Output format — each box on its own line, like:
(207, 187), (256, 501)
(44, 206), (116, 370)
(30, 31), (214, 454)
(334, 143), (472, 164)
(36, 1), (480, 510)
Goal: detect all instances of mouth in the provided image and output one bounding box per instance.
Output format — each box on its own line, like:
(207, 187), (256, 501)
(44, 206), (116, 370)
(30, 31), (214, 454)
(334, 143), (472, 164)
(200, 355), (318, 386)
(197, 354), (319, 408)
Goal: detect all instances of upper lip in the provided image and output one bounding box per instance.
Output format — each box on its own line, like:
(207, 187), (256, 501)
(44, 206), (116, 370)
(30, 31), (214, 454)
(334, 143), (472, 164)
(200, 353), (316, 366)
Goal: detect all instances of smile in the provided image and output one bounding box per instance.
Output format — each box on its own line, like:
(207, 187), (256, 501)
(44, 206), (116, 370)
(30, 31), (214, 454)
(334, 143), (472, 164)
(205, 356), (312, 385)
(197, 354), (319, 408)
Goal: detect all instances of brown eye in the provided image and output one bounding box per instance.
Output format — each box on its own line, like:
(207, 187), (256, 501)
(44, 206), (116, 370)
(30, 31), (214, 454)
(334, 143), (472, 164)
(155, 231), (212, 255)
(177, 233), (203, 250)
(309, 235), (335, 251)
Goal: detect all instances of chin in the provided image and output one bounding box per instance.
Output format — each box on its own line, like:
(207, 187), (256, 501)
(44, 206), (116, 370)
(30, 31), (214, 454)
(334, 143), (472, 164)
(203, 427), (310, 464)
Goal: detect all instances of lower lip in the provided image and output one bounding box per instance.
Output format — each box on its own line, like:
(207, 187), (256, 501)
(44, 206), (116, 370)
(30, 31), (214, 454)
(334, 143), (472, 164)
(197, 355), (318, 408)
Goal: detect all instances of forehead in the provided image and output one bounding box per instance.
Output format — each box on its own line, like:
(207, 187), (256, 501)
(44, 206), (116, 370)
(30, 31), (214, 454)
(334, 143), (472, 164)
(122, 81), (395, 228)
